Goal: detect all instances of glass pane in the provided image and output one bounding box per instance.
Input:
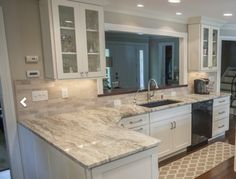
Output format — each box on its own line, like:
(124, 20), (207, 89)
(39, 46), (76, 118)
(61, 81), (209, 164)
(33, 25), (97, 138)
(87, 31), (99, 53)
(203, 28), (209, 67)
(59, 6), (75, 28)
(203, 56), (208, 67)
(62, 54), (78, 73)
(61, 29), (76, 52)
(85, 9), (101, 72)
(212, 29), (218, 67)
(88, 55), (101, 72)
(86, 10), (99, 30)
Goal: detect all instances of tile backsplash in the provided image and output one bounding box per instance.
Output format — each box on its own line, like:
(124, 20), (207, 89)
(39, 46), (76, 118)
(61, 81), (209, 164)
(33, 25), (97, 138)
(14, 79), (190, 120)
(188, 72), (217, 93)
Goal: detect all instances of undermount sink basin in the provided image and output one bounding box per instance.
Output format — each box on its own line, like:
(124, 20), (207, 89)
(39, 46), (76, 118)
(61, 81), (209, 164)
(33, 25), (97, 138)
(138, 99), (181, 108)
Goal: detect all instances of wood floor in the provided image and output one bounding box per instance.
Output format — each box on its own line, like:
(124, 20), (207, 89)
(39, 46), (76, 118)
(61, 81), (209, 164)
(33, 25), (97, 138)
(159, 114), (236, 179)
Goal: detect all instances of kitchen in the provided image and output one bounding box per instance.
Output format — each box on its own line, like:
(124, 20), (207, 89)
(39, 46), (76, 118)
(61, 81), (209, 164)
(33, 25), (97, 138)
(0, 0), (235, 179)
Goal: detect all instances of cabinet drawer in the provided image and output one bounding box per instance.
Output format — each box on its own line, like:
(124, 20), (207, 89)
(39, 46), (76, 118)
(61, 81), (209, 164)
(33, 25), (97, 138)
(213, 105), (230, 121)
(119, 114), (149, 128)
(212, 118), (227, 136)
(150, 105), (191, 123)
(214, 97), (230, 107)
(130, 125), (149, 135)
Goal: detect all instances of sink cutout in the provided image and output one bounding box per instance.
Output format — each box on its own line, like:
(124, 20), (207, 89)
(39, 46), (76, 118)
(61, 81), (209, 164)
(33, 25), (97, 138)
(138, 99), (181, 108)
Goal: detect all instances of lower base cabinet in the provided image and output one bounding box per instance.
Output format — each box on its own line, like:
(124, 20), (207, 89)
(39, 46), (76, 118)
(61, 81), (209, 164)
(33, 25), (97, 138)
(150, 105), (192, 158)
(18, 124), (158, 179)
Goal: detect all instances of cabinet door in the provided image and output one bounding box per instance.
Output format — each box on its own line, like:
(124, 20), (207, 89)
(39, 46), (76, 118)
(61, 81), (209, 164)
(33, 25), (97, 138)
(53, 0), (83, 79)
(202, 26), (210, 69)
(172, 115), (191, 152)
(211, 28), (219, 69)
(150, 120), (173, 158)
(81, 4), (105, 78)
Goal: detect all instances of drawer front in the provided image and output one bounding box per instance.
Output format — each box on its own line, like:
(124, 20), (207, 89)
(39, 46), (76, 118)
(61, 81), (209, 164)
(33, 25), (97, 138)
(119, 114), (149, 128)
(213, 105), (230, 121)
(150, 104), (191, 123)
(214, 96), (230, 107)
(130, 125), (150, 135)
(212, 118), (227, 136)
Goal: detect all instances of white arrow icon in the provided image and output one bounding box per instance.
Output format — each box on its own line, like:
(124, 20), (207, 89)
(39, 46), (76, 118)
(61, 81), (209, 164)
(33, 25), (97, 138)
(20, 97), (27, 107)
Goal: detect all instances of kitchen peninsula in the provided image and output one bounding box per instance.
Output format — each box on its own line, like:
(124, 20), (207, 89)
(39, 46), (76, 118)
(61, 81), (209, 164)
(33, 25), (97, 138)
(17, 91), (230, 179)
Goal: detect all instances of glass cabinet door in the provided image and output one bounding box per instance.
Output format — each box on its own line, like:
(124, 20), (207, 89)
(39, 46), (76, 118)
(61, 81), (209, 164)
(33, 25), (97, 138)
(203, 28), (209, 68)
(212, 29), (218, 68)
(58, 5), (78, 74)
(85, 9), (101, 73)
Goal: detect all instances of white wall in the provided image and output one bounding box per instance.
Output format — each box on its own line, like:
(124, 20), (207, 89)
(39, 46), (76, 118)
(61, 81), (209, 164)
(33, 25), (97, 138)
(0, 0), (44, 80)
(220, 29), (236, 37)
(104, 11), (187, 33)
(0, 0), (188, 81)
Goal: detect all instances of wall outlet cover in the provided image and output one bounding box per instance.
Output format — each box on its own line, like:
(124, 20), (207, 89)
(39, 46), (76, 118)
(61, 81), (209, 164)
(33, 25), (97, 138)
(61, 88), (69, 99)
(114, 99), (122, 107)
(171, 91), (177, 96)
(32, 90), (48, 102)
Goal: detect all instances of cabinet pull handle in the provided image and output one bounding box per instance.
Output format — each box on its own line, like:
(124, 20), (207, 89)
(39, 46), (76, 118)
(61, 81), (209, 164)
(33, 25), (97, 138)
(170, 122), (173, 130)
(219, 100), (225, 103)
(218, 111), (226, 115)
(135, 128), (143, 132)
(173, 121), (176, 129)
(130, 119), (143, 124)
(218, 125), (225, 129)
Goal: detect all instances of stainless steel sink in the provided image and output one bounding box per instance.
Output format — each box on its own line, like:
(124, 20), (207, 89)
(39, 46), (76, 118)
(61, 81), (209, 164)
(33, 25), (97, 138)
(138, 99), (181, 108)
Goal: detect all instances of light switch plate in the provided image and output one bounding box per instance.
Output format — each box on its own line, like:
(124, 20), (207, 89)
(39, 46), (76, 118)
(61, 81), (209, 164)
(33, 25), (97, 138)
(32, 90), (48, 102)
(61, 88), (69, 99)
(25, 56), (39, 63)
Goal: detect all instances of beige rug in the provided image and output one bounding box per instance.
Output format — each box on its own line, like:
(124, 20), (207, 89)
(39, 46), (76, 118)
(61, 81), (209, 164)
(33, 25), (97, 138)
(159, 142), (235, 179)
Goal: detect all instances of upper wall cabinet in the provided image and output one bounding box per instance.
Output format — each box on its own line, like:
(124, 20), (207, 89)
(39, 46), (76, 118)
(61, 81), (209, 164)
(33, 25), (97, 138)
(188, 17), (220, 72)
(39, 0), (105, 79)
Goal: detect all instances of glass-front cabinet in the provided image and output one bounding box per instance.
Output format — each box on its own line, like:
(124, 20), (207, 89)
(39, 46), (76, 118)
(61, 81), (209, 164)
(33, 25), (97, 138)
(40, 0), (105, 79)
(201, 25), (219, 71)
(188, 21), (219, 72)
(84, 5), (104, 76)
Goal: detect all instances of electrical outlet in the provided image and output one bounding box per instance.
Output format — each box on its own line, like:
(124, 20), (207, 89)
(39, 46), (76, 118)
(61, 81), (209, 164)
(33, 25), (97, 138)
(114, 99), (121, 107)
(61, 88), (69, 99)
(32, 90), (48, 102)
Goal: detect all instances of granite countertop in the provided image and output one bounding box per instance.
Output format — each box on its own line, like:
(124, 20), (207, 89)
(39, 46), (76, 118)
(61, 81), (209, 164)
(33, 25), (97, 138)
(17, 92), (230, 169)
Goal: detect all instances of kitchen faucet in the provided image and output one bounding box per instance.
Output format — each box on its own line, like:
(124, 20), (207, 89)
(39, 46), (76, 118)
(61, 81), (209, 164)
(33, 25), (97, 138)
(147, 79), (159, 102)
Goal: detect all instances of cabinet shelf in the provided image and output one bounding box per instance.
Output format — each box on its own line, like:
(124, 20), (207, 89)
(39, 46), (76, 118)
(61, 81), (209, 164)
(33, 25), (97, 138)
(60, 26), (75, 30)
(62, 52), (77, 55)
(88, 52), (100, 55)
(86, 29), (98, 32)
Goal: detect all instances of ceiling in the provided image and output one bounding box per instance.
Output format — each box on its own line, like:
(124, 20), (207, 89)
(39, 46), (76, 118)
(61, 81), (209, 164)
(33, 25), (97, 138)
(103, 0), (236, 24)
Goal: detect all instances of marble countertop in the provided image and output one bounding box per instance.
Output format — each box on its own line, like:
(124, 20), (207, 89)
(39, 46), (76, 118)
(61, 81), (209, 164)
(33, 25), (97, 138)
(18, 92), (230, 169)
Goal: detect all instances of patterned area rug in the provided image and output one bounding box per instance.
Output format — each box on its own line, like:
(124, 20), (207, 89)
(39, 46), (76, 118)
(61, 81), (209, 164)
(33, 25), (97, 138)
(159, 142), (235, 179)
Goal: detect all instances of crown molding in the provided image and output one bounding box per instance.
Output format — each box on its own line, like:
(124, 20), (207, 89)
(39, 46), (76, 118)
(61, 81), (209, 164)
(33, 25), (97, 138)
(69, 0), (109, 6)
(104, 7), (188, 24)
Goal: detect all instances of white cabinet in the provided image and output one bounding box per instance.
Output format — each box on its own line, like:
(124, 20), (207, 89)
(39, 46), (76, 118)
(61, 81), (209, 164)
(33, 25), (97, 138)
(119, 114), (150, 135)
(150, 105), (192, 158)
(18, 124), (158, 179)
(188, 20), (220, 71)
(212, 96), (230, 137)
(39, 0), (105, 79)
(150, 120), (173, 157)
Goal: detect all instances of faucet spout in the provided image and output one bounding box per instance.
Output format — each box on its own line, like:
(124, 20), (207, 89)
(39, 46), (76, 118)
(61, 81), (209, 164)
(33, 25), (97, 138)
(147, 79), (159, 102)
